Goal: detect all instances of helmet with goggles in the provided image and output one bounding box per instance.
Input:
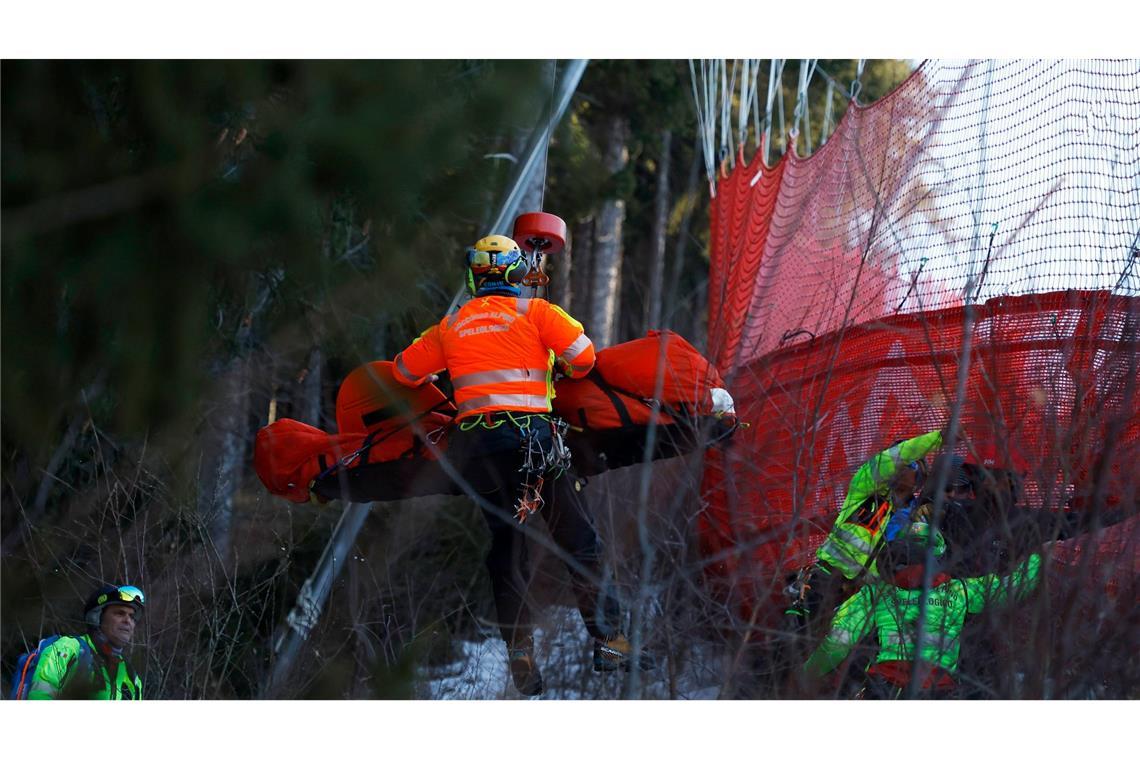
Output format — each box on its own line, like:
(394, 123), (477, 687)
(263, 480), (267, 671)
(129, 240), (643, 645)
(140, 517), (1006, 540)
(84, 583), (146, 627)
(465, 235), (528, 296)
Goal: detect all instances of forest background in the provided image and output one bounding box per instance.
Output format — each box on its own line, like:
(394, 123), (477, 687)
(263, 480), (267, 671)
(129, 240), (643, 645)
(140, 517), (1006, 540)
(6, 6), (1140, 758)
(2, 58), (918, 700)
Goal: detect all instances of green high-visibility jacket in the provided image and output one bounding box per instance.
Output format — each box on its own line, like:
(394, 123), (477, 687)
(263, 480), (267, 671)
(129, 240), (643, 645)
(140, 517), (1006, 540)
(816, 429), (943, 579)
(804, 552), (1043, 678)
(26, 634), (142, 700)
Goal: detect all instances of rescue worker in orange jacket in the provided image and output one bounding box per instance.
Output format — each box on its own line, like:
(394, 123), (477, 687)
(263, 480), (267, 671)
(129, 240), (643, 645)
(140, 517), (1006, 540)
(392, 234), (641, 696)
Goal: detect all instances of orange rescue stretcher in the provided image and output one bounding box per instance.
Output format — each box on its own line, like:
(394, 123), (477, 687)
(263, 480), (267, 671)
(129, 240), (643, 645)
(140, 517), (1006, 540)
(254, 331), (738, 504)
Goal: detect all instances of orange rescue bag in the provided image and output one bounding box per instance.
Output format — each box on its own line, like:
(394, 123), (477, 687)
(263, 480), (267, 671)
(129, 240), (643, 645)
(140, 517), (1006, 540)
(552, 330), (727, 429)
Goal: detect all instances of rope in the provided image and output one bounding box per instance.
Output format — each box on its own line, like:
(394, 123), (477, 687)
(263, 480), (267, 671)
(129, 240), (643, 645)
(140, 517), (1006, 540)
(797, 59), (875, 150)
(806, 61), (867, 108)
(793, 59), (818, 154)
(752, 65), (763, 157)
(850, 58), (866, 101)
(737, 59), (762, 160)
(720, 60), (734, 170)
(704, 60), (718, 184)
(775, 59), (787, 158)
(820, 79), (836, 147)
(692, 59), (867, 181)
(688, 59), (719, 195)
(764, 59), (779, 166)
(702, 59), (716, 191)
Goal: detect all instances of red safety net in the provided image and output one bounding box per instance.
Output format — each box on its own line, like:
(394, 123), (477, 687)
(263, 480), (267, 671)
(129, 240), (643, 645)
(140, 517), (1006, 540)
(698, 60), (1140, 620)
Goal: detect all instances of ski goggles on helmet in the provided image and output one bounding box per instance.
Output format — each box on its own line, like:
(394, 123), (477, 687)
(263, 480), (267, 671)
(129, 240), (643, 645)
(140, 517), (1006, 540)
(467, 247), (521, 274)
(98, 585), (146, 607)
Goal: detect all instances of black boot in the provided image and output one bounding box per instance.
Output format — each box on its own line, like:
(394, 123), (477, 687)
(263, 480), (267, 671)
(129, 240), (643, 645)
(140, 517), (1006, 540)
(593, 634), (657, 672)
(508, 637), (543, 696)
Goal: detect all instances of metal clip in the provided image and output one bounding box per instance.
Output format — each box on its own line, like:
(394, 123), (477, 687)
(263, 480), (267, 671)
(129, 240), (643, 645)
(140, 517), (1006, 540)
(515, 476), (545, 523)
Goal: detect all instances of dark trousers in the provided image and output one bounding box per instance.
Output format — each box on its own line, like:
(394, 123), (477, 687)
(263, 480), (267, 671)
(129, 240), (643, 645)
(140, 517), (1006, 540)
(780, 562), (863, 687)
(450, 419), (621, 647)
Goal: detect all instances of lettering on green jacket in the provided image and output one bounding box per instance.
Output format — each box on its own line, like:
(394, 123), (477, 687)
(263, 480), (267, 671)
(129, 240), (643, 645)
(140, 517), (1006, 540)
(804, 553), (1043, 679)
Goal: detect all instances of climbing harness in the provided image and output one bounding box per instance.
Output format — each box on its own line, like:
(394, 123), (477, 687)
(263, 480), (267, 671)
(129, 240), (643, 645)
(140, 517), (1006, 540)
(514, 415), (572, 523)
(455, 411), (572, 523)
(457, 410), (543, 432)
(515, 474), (544, 524)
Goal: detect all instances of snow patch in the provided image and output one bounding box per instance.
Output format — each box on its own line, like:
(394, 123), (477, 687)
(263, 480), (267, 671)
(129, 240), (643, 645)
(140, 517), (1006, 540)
(421, 605), (724, 700)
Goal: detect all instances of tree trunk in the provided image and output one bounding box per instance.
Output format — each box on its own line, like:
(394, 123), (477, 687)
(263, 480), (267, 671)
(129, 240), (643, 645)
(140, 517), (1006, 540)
(198, 356), (250, 562)
(589, 115), (629, 349)
(198, 272), (278, 562)
(645, 129), (672, 332)
(299, 345), (323, 428)
(568, 216), (595, 323)
(664, 145), (702, 334)
(546, 241), (572, 308)
(2, 403), (86, 555)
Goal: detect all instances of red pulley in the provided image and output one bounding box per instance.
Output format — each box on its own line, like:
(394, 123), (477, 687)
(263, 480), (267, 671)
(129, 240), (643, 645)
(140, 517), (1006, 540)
(513, 212), (567, 256)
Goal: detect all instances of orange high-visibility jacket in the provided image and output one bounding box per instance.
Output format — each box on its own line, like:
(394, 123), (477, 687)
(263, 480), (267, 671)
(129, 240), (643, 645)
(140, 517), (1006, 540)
(392, 295), (595, 420)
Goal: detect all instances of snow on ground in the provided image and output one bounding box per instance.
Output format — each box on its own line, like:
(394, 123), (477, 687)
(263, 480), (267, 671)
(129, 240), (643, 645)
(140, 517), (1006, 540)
(421, 605), (724, 700)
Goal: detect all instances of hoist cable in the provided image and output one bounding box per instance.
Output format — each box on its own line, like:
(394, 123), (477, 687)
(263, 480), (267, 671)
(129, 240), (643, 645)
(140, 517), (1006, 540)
(538, 60), (559, 212)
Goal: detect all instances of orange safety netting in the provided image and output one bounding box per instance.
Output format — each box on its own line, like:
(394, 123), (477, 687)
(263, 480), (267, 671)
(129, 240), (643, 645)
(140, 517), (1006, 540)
(698, 60), (1140, 616)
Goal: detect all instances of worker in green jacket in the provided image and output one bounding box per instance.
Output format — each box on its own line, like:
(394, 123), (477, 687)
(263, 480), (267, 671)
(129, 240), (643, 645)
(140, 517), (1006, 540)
(803, 522), (1043, 698)
(786, 428), (945, 635)
(26, 583), (145, 700)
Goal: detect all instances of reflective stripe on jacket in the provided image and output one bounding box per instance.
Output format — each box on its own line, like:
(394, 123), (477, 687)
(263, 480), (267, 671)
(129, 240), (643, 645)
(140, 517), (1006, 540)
(392, 296), (595, 419)
(817, 429), (944, 579)
(27, 633), (142, 700)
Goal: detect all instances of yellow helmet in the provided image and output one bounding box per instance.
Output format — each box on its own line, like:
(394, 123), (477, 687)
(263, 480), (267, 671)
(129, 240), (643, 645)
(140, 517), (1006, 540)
(473, 235), (521, 255)
(466, 235), (527, 295)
